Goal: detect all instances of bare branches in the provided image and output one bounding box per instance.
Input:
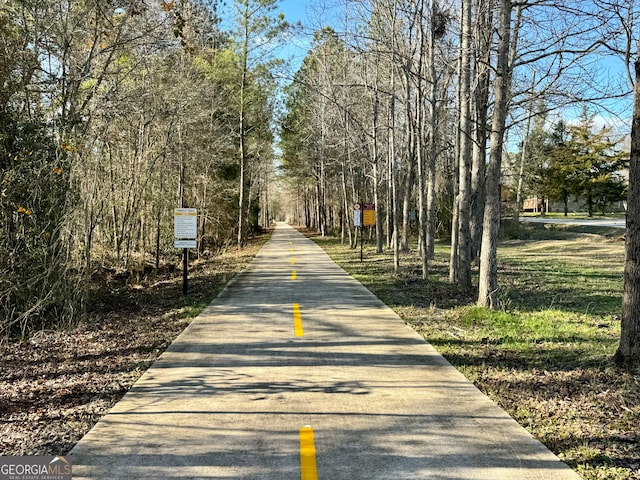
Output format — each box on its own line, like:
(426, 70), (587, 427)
(1, 0), (283, 340)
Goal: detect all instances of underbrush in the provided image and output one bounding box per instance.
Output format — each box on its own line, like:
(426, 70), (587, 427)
(0, 231), (271, 456)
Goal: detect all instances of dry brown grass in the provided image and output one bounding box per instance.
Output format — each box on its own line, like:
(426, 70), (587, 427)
(0, 231), (271, 456)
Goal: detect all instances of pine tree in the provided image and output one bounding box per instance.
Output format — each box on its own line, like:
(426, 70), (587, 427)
(533, 113), (627, 216)
(565, 111), (628, 216)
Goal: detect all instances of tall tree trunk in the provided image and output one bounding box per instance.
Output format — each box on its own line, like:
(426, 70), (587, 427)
(449, 194), (460, 283)
(449, 29), (463, 285)
(348, 156), (359, 248)
(317, 89), (328, 237)
(614, 47), (640, 368)
(341, 156), (350, 245)
(425, 0), (439, 264)
(469, 0), (493, 260)
(515, 77), (535, 224)
(390, 0), (400, 273)
(341, 73), (353, 246)
(417, 125), (428, 279)
(385, 97), (392, 251)
(237, 0), (250, 247)
(402, 60), (416, 254)
(373, 88), (384, 253)
(455, 0), (473, 293)
(390, 92), (400, 273)
(401, 157), (415, 252)
(305, 190), (311, 228)
(315, 169), (323, 234)
(417, 120), (428, 279)
(477, 0), (517, 308)
(155, 205), (161, 270)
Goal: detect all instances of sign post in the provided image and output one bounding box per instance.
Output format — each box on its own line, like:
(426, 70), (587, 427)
(354, 204), (363, 262)
(174, 208), (198, 295)
(355, 203), (376, 262)
(183, 249), (188, 295)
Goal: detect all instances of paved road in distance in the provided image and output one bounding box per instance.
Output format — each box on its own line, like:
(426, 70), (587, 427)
(521, 216), (625, 228)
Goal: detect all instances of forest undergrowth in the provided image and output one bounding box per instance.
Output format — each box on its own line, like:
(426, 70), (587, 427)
(0, 231), (271, 457)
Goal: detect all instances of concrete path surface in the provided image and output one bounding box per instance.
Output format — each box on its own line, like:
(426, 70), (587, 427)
(521, 216), (625, 229)
(70, 223), (581, 479)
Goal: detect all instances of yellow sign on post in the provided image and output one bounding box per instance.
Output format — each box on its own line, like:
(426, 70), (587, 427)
(174, 208), (197, 295)
(363, 203), (376, 226)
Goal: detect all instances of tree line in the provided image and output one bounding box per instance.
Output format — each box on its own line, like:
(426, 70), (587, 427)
(278, 0), (640, 366)
(0, 0), (284, 340)
(3, 0), (640, 368)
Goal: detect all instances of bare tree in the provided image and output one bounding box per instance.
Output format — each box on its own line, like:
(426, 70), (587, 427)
(616, 48), (640, 366)
(452, 0), (473, 293)
(477, 0), (519, 308)
(603, 1), (640, 368)
(469, 0), (494, 259)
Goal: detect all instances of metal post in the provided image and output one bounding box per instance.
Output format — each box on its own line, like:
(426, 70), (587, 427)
(360, 226), (363, 262)
(183, 248), (188, 295)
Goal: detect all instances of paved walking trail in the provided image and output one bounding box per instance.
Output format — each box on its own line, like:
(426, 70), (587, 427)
(70, 223), (580, 479)
(521, 216), (625, 229)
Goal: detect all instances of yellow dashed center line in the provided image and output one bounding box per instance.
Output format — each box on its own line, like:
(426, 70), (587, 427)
(291, 270), (297, 281)
(293, 303), (304, 337)
(299, 426), (318, 480)
(291, 258), (295, 265)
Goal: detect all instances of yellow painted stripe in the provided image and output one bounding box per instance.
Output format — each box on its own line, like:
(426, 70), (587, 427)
(299, 426), (318, 480)
(291, 270), (297, 281)
(293, 303), (304, 337)
(291, 248), (295, 252)
(291, 258), (295, 265)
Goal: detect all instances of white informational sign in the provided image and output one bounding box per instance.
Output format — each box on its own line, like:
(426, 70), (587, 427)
(174, 208), (198, 239)
(174, 239), (197, 249)
(354, 209), (362, 227)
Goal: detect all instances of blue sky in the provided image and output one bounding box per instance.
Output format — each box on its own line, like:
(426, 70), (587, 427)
(275, 0), (331, 78)
(217, 0), (324, 76)
(218, 0), (633, 135)
(278, 0), (313, 72)
(278, 0), (311, 24)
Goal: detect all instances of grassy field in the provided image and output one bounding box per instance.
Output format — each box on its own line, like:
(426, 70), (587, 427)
(308, 224), (639, 480)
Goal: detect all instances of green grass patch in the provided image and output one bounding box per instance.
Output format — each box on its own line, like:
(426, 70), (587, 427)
(307, 229), (638, 480)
